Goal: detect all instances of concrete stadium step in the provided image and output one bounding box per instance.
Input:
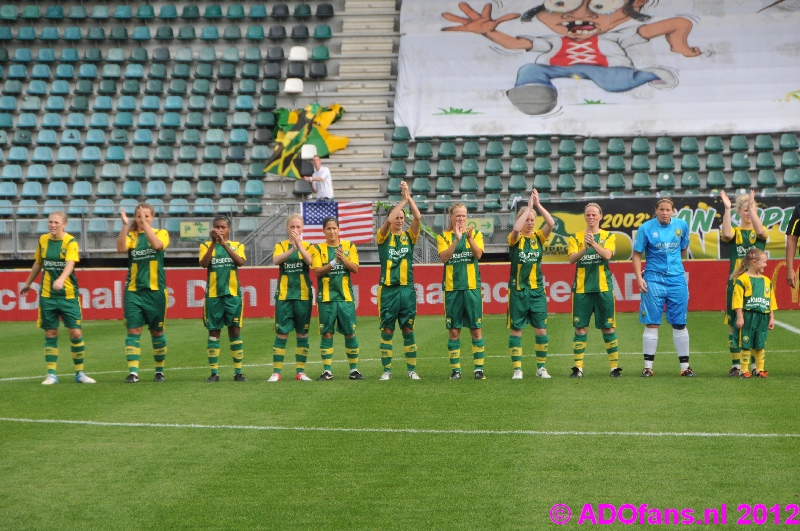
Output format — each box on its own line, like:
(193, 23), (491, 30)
(342, 19), (396, 32)
(341, 41), (395, 54)
(345, 0), (397, 11)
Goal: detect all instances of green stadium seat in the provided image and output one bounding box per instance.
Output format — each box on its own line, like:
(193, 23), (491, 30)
(606, 156), (626, 173)
(412, 160), (431, 177)
(780, 133), (799, 151)
(557, 174), (576, 191)
(680, 172), (700, 190)
(436, 159), (455, 177)
(391, 143), (409, 159)
(414, 142), (433, 159)
(483, 194), (502, 212)
(581, 174), (601, 192)
(482, 158), (502, 176)
(656, 154), (676, 171)
(45, 6), (64, 19)
(705, 153), (725, 171)
(486, 140), (505, 157)
(704, 136), (724, 153)
(631, 137), (650, 154)
(460, 159), (479, 176)
(311, 45), (330, 61)
(433, 194), (451, 212)
(409, 177), (431, 197)
(606, 173), (626, 192)
(461, 141), (481, 158)
(220, 180), (241, 197)
(581, 156), (601, 173)
(510, 158), (529, 175)
(731, 152), (751, 170)
(533, 139), (552, 156)
(679, 136), (699, 153)
(631, 172), (652, 191)
(507, 193), (525, 210)
(732, 170), (752, 188)
(706, 171), (726, 189)
(558, 139), (577, 155)
(680, 154), (700, 171)
(412, 195), (429, 213)
(386, 177), (403, 194)
(507, 139), (527, 157)
(557, 156), (576, 173)
(729, 135), (749, 152)
(507, 174), (528, 193)
(483, 174), (503, 193)
(757, 169), (777, 187)
(182, 5), (200, 19)
(754, 134), (774, 151)
(782, 151), (800, 169)
(196, 180), (217, 197)
(631, 155), (650, 172)
(313, 24), (332, 39)
(193, 198), (216, 216)
(581, 138), (601, 155)
(606, 138), (626, 155)
(756, 152), (775, 170)
(533, 174), (552, 192)
(435, 142), (455, 159)
(392, 126), (410, 142)
(459, 175), (479, 193)
(656, 172), (675, 190)
(784, 169), (800, 186)
(655, 137), (674, 154)
(22, 6), (40, 20)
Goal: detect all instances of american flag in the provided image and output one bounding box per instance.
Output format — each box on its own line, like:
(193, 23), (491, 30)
(301, 202), (374, 244)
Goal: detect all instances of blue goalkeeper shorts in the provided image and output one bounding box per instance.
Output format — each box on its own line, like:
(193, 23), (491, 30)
(639, 272), (688, 326)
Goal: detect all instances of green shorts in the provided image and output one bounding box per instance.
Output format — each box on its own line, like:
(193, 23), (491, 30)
(738, 312), (770, 350)
(274, 299), (312, 335)
(204, 295), (243, 330)
(318, 300), (357, 336)
(572, 291), (616, 329)
(444, 289), (483, 330)
(725, 284), (736, 325)
(124, 289), (168, 331)
(37, 296), (82, 330)
(507, 287), (547, 330)
(378, 284), (416, 331)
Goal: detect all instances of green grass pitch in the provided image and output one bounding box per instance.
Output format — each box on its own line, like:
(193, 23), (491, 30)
(2, 311), (799, 529)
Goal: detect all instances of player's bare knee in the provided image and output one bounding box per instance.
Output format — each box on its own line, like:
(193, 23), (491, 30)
(575, 327), (589, 335)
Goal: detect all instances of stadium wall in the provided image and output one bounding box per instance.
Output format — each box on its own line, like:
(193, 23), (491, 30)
(2, 261), (797, 321)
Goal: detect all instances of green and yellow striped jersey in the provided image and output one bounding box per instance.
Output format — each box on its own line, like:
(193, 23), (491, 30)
(721, 227), (767, 275)
(732, 274), (778, 314)
(124, 230), (169, 291)
(273, 240), (313, 301)
(508, 230), (548, 290)
(377, 229), (418, 286)
(310, 241), (359, 302)
(34, 233), (80, 299)
(437, 230), (483, 291)
(567, 230), (615, 293)
(199, 241), (246, 298)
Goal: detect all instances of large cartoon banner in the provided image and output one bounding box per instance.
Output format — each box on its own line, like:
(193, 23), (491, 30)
(396, 0), (800, 138)
(539, 195), (798, 262)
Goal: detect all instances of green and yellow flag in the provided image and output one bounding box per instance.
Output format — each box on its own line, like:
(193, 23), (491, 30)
(265, 104), (348, 179)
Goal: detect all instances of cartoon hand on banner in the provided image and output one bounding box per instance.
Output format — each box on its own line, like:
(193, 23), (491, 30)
(442, 3), (520, 36)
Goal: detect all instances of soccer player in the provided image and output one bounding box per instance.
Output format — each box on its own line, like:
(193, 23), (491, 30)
(200, 216), (247, 382)
(632, 198), (693, 377)
(271, 214), (314, 382)
(720, 190), (767, 376)
(116, 203), (169, 383)
(567, 203), (621, 378)
(784, 202), (800, 288)
(376, 181), (422, 380)
(438, 202), (486, 379)
(731, 248), (777, 378)
(507, 190), (555, 380)
(310, 217), (364, 380)
(20, 211), (95, 385)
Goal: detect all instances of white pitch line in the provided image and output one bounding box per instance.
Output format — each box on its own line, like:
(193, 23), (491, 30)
(3, 349), (800, 383)
(0, 417), (797, 439)
(774, 319), (800, 335)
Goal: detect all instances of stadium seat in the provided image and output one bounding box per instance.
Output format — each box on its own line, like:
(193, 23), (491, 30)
(656, 172), (675, 190)
(606, 156), (626, 173)
(459, 175), (479, 193)
(757, 169), (777, 188)
(388, 161), (407, 177)
(631, 137), (650, 155)
(783, 151), (800, 169)
(780, 133), (799, 151)
(606, 173), (626, 192)
(756, 152), (776, 170)
(411, 177), (431, 194)
(731, 152), (751, 170)
(606, 138), (626, 155)
(507, 174), (528, 193)
(581, 138), (601, 155)
(581, 174), (601, 192)
(524, 139), (547, 157)
(483, 175), (503, 193)
(631, 172), (652, 191)
(730, 135), (749, 152)
(510, 158), (529, 175)
(436, 159), (455, 177)
(557, 174), (576, 192)
(680, 154), (700, 171)
(631, 155), (650, 172)
(656, 154), (676, 172)
(459, 159), (479, 177)
(486, 140), (505, 157)
(412, 160), (431, 177)
(532, 174), (552, 192)
(679, 172), (700, 190)
(706, 171), (726, 189)
(732, 170), (752, 188)
(581, 156), (601, 173)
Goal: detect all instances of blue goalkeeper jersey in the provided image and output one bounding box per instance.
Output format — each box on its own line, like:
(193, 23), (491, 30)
(633, 217), (690, 278)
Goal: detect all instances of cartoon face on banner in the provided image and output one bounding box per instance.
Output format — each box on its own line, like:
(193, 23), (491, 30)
(442, 0), (702, 114)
